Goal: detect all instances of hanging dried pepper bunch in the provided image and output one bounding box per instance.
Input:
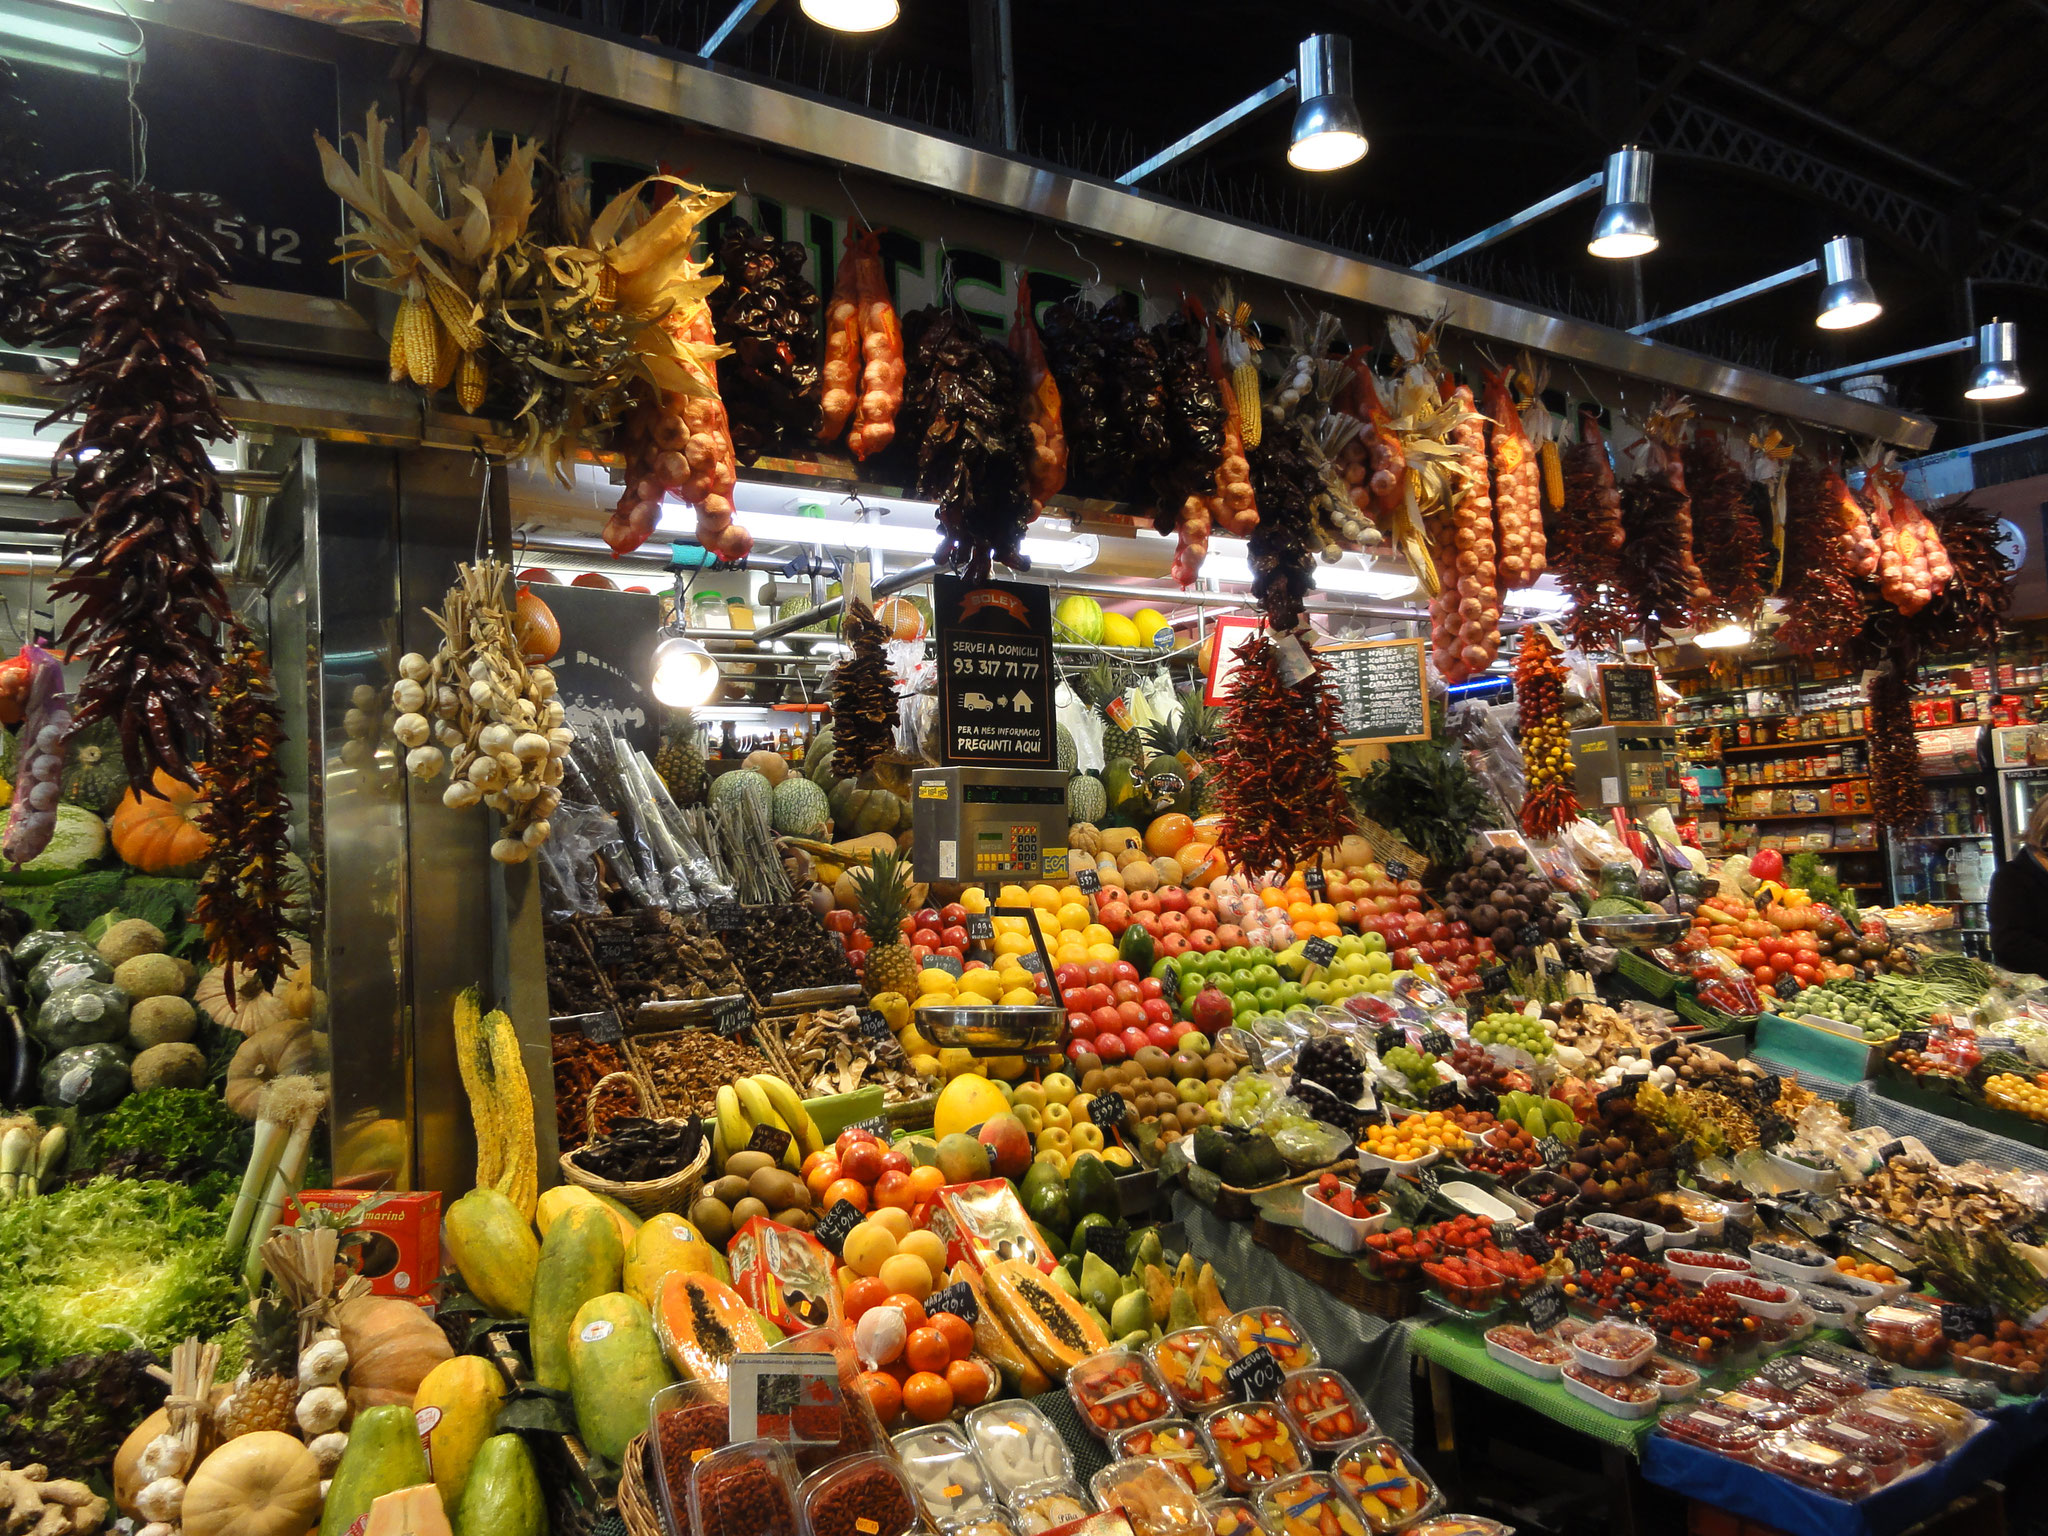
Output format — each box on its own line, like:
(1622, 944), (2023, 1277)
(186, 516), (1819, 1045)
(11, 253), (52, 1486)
(1038, 296), (1119, 495)
(1244, 419), (1324, 631)
(1514, 633), (1579, 836)
(1555, 406), (1630, 652)
(36, 172), (236, 792)
(1008, 276), (1067, 511)
(708, 219), (822, 462)
(0, 61), (44, 343)
(1682, 426), (1770, 626)
(1149, 301), (1228, 583)
(1209, 632), (1356, 877)
(1867, 669), (1926, 833)
(1615, 396), (1706, 644)
(829, 600), (896, 777)
(898, 302), (1036, 578)
(195, 629), (293, 993)
(1775, 459), (1866, 657)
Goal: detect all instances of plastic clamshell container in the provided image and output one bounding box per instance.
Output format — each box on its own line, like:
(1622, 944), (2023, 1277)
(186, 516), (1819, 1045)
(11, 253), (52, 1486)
(1209, 1499), (1270, 1536)
(1584, 1212), (1665, 1253)
(1148, 1328), (1235, 1414)
(965, 1403), (1072, 1498)
(1328, 1439), (1442, 1535)
(1662, 1248), (1753, 1284)
(1068, 1348), (1173, 1440)
(894, 1423), (1000, 1527)
(1785, 1355), (1874, 1401)
(1109, 1419), (1222, 1499)
(1200, 1401), (1310, 1494)
(1657, 1403), (1763, 1459)
(1482, 1325), (1570, 1382)
(1407, 1521), (1514, 1536)
(797, 1453), (923, 1536)
(1748, 1242), (1832, 1283)
(1257, 1473), (1369, 1536)
(774, 1325), (891, 1475)
(1224, 1308), (1319, 1372)
(1827, 1402), (1953, 1465)
(1301, 1188), (1387, 1251)
(1434, 1181), (1515, 1223)
(1751, 1431), (1874, 1499)
(1797, 1290), (1858, 1333)
(649, 1380), (733, 1536)
(1568, 1321), (1658, 1377)
(1090, 1457), (1216, 1536)
(1952, 1348), (2044, 1395)
(1354, 1144), (1439, 1175)
(1855, 1389), (1973, 1449)
(1560, 1364), (1661, 1419)
(1801, 1271), (1889, 1316)
(1852, 1301), (1949, 1371)
(1704, 1278), (1797, 1320)
(947, 1521), (1017, 1536)
(1654, 1328), (1736, 1370)
(692, 1441), (803, 1536)
(1423, 1273), (1504, 1318)
(1704, 1389), (1803, 1433)
(1641, 1357), (1702, 1402)
(1004, 1479), (1092, 1536)
(1278, 1368), (1376, 1448)
(1799, 1418), (1909, 1485)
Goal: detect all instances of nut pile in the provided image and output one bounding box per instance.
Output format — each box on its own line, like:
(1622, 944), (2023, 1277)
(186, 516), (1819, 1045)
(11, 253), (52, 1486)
(543, 923), (608, 1015)
(1546, 1000), (1650, 1069)
(780, 1007), (929, 1102)
(634, 1027), (777, 1115)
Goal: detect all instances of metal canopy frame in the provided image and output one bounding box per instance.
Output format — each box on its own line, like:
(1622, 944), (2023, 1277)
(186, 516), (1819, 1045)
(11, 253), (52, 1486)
(423, 0), (1936, 450)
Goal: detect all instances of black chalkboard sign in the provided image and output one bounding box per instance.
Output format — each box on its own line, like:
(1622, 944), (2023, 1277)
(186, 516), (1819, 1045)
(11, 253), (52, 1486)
(935, 574), (1055, 766)
(542, 584), (663, 757)
(1513, 1225), (1556, 1261)
(745, 1124), (792, 1163)
(1524, 1284), (1567, 1331)
(1076, 867), (1102, 895)
(1304, 866), (1327, 897)
(591, 930), (637, 967)
(1386, 860), (1411, 882)
(1323, 639), (1431, 746)
(1085, 1224), (1128, 1271)
(573, 1012), (623, 1045)
(813, 1200), (864, 1254)
(706, 900), (745, 932)
(1566, 1237), (1603, 1273)
(1090, 1092), (1130, 1131)
(1537, 1136), (1570, 1168)
(856, 1009), (891, 1041)
(1226, 1346), (1284, 1400)
(1480, 964), (1510, 995)
(967, 914), (995, 941)
(1940, 1303), (1995, 1342)
(1302, 937), (1337, 968)
(714, 997), (754, 1038)
(924, 1281), (980, 1326)
(1597, 663), (1661, 727)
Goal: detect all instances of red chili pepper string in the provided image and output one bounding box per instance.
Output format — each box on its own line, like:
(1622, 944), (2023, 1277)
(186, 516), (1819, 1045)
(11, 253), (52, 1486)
(1210, 632), (1357, 876)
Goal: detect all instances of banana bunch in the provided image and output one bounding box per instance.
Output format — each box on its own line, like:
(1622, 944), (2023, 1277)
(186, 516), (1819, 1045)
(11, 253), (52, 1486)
(712, 1073), (822, 1174)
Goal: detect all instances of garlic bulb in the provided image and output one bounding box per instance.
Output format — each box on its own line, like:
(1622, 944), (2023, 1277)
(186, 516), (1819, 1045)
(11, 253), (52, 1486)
(393, 713), (431, 748)
(484, 791), (513, 813)
(521, 819), (552, 847)
(436, 686), (462, 719)
(308, 1433), (349, 1472)
(546, 727), (574, 758)
(533, 787), (562, 817)
(491, 838), (532, 864)
(467, 755), (505, 789)
(479, 723), (516, 754)
(296, 1385), (349, 1435)
(541, 700), (566, 729)
(504, 779), (540, 803)
(405, 746), (446, 780)
(298, 1337), (349, 1388)
(136, 1478), (185, 1524)
(468, 679), (495, 707)
(398, 651), (433, 683)
(392, 679), (426, 713)
(443, 779), (483, 810)
(343, 707), (373, 739)
(137, 1432), (186, 1485)
(529, 667), (558, 700)
(512, 731), (551, 764)
(436, 721), (465, 749)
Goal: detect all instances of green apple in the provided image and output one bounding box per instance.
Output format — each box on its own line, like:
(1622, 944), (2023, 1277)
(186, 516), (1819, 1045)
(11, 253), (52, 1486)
(1367, 952), (1394, 975)
(1275, 983), (1304, 1011)
(1248, 947), (1275, 967)
(1229, 967), (1257, 991)
(1176, 1077), (1209, 1104)
(1180, 1033), (1212, 1054)
(1303, 979), (1335, 1003)
(1254, 985), (1284, 1011)
(1233, 993), (1259, 1017)
(1336, 935), (1365, 957)
(1333, 953), (1368, 979)
(1250, 964), (1281, 987)
(1361, 931), (1387, 953)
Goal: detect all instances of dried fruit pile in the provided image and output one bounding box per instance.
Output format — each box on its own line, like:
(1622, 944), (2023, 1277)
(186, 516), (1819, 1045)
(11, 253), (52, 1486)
(828, 600), (897, 777)
(1514, 632), (1578, 836)
(194, 631), (294, 992)
(1209, 633), (1356, 876)
(898, 303), (1035, 578)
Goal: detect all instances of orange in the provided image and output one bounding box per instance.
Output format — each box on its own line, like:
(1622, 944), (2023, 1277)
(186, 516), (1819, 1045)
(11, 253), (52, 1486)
(805, 1159), (842, 1200)
(800, 1149), (834, 1177)
(1259, 888), (1287, 909)
(931, 1310), (976, 1362)
(903, 1370), (955, 1423)
(1308, 902), (1337, 923)
(945, 1356), (993, 1407)
(906, 1165), (946, 1202)
(1144, 813), (1195, 858)
(885, 1295), (927, 1335)
(1286, 902), (1313, 924)
(904, 1326), (951, 1375)
(824, 1178), (870, 1213)
(856, 1369), (903, 1422)
(843, 1275), (892, 1320)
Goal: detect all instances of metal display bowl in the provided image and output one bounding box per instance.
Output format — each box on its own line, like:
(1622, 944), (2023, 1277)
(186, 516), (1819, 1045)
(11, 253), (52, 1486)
(1577, 913), (1691, 947)
(915, 1006), (1066, 1053)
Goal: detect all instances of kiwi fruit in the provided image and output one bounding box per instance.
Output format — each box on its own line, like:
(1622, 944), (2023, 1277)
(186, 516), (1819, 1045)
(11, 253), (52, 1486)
(708, 1174), (752, 1206)
(749, 1167), (806, 1210)
(731, 1196), (770, 1227)
(725, 1150), (776, 1180)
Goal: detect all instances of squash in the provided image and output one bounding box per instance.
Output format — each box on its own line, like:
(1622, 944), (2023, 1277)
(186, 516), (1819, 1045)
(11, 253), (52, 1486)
(365, 1486), (452, 1536)
(225, 1026), (329, 1119)
(413, 1356), (507, 1515)
(109, 770), (213, 872)
(534, 1184), (636, 1250)
(197, 937), (310, 1033)
(454, 1435), (545, 1536)
(182, 1431), (322, 1536)
(281, 966), (321, 1021)
(332, 1294), (455, 1413)
(444, 1187), (539, 1318)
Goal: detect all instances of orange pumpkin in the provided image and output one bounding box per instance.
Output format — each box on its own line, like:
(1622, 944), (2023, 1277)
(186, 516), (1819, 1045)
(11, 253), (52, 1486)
(110, 771), (212, 872)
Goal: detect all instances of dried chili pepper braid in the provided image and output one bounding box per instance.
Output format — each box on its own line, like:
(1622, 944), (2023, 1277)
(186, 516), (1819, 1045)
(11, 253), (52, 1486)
(1682, 426), (1769, 626)
(194, 627), (293, 993)
(1209, 632), (1356, 877)
(1556, 406), (1630, 652)
(829, 600), (895, 777)
(0, 62), (45, 344)
(35, 172), (234, 793)
(1867, 669), (1926, 833)
(1514, 632), (1579, 836)
(1776, 459), (1865, 658)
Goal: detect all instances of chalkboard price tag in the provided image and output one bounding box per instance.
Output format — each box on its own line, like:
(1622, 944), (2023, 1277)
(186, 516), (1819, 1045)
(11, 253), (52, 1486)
(1376, 1026), (1405, 1056)
(591, 930), (636, 966)
(1353, 1166), (1390, 1195)
(1462, 1087), (1500, 1116)
(1089, 1092), (1130, 1131)
(1480, 964), (1510, 995)
(1386, 861), (1410, 882)
(1160, 962), (1180, 998)
(1420, 1029), (1452, 1055)
(1513, 1224), (1556, 1261)
(1941, 1303), (1995, 1342)
(1566, 1237), (1604, 1273)
(856, 1009), (891, 1041)
(1522, 1284), (1567, 1332)
(745, 1123), (793, 1163)
(813, 1200), (864, 1255)
(1076, 867), (1102, 894)
(851, 1114), (894, 1140)
(1017, 952), (1045, 974)
(1302, 937), (1337, 968)
(1609, 1227), (1651, 1261)
(1876, 1139), (1907, 1164)
(1425, 1083), (1461, 1112)
(1597, 1080), (1638, 1109)
(1597, 663), (1660, 727)
(1225, 1346), (1284, 1401)
(1773, 976), (1802, 1001)
(967, 914), (995, 941)
(1756, 1074), (1782, 1105)
(705, 899), (744, 932)
(1895, 1031), (1929, 1054)
(1649, 1039), (1679, 1066)
(714, 998), (755, 1038)
(1532, 1202), (1569, 1233)
(1304, 866), (1327, 897)
(924, 1281), (980, 1326)
(1537, 1135), (1570, 1168)
(1544, 958), (1568, 978)
(573, 1012), (623, 1045)
(1085, 1223), (1128, 1271)
(1492, 1221), (1519, 1250)
(1413, 1166), (1442, 1201)
(927, 954), (965, 978)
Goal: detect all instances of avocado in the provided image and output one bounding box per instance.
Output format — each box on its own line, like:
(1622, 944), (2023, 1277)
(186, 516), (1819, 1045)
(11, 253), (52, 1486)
(1067, 1152), (1121, 1226)
(1034, 1220), (1069, 1260)
(1022, 1161), (1071, 1237)
(1117, 924), (1155, 974)
(1079, 1252), (1122, 1316)
(1192, 1127), (1230, 1174)
(1069, 1212), (1113, 1258)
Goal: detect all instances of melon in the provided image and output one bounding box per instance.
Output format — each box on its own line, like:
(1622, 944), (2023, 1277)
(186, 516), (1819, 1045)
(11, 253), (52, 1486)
(1100, 612), (1141, 649)
(828, 778), (909, 837)
(1065, 775), (1106, 824)
(770, 776), (831, 837)
(741, 749), (790, 786)
(708, 769), (773, 819)
(1056, 726), (1077, 774)
(1054, 595), (1104, 645)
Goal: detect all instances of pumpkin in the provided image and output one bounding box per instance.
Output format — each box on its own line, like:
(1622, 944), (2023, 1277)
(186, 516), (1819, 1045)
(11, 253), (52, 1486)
(226, 1026), (329, 1119)
(282, 965), (321, 1021)
(110, 770), (212, 872)
(514, 586), (560, 664)
(333, 1294), (455, 1412)
(197, 938), (310, 1033)
(182, 1431), (322, 1536)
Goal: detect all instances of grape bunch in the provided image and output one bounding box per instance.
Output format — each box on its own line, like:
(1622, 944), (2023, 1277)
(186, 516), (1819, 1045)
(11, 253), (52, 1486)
(1296, 1035), (1366, 1103)
(1383, 1047), (1443, 1090)
(1473, 1012), (1554, 1059)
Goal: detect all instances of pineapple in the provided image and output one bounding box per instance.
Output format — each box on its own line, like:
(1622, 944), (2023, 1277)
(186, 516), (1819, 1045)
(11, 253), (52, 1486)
(217, 1295), (299, 1439)
(656, 708), (706, 805)
(854, 850), (917, 1001)
(1100, 700), (1142, 767)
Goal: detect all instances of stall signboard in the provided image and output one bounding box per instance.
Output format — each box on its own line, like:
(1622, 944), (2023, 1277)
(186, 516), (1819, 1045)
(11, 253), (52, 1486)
(1597, 664), (1661, 727)
(1202, 617), (1265, 707)
(543, 583), (662, 758)
(1322, 638), (1430, 745)
(935, 574), (1054, 767)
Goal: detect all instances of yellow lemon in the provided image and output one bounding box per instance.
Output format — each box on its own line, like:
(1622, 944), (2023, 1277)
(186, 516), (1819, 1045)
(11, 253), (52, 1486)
(1083, 924), (1113, 947)
(997, 884), (1029, 906)
(1028, 884), (1062, 910)
(1086, 942), (1120, 963)
(960, 969), (1006, 1001)
(962, 887), (989, 913)
(1000, 987), (1040, 1006)
(1058, 885), (1085, 907)
(995, 932), (1033, 957)
(917, 970), (957, 997)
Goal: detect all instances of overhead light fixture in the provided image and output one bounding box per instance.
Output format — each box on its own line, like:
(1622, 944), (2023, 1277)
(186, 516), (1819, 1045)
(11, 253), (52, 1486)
(1967, 320), (2026, 401)
(656, 502), (1100, 571)
(649, 633), (722, 709)
(1286, 34), (1366, 172)
(0, 0), (140, 79)
(1587, 147), (1658, 260)
(1693, 622), (1753, 649)
(1815, 236), (1881, 330)
(797, 0), (896, 32)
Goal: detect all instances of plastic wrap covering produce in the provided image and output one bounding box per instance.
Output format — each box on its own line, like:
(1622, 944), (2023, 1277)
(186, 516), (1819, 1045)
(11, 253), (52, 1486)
(1483, 368), (1544, 590)
(898, 303), (1037, 579)
(1682, 428), (1769, 626)
(708, 219), (821, 462)
(1616, 400), (1706, 644)
(3, 645), (69, 868)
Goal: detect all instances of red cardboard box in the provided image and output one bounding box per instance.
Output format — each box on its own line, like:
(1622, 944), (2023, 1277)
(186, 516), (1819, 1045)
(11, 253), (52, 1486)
(928, 1178), (1057, 1273)
(287, 1190), (441, 1300)
(729, 1215), (841, 1335)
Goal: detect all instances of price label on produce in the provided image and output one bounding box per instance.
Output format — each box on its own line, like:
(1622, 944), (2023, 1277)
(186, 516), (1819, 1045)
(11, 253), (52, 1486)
(1414, 1166), (1442, 1200)
(590, 930), (636, 966)
(1089, 1092), (1130, 1132)
(705, 899), (744, 932)
(813, 1200), (864, 1255)
(1896, 1030), (1929, 1054)
(1940, 1303), (1996, 1342)
(1353, 1166), (1390, 1196)
(1301, 937), (1337, 968)
(573, 1012), (623, 1045)
(713, 998), (754, 1039)
(1420, 1029), (1451, 1055)
(1480, 964), (1510, 995)
(1386, 860), (1410, 882)
(967, 914), (995, 941)
(927, 954), (965, 978)
(1491, 1221), (1519, 1249)
(1876, 1139), (1907, 1164)
(727, 1352), (842, 1446)
(1376, 1025), (1406, 1056)
(1017, 952), (1045, 974)
(1537, 1135), (1569, 1168)
(1543, 958), (1567, 978)
(1609, 1226), (1651, 1261)
(924, 1281), (980, 1326)
(1160, 962), (1180, 998)
(1226, 1346), (1284, 1400)
(1085, 1224), (1128, 1271)
(851, 1114), (894, 1140)
(1566, 1237), (1603, 1273)
(1461, 1087), (1500, 1116)
(856, 1009), (890, 1041)
(1424, 1083), (1461, 1112)
(1076, 867), (1102, 894)
(1304, 866), (1327, 896)
(744, 1123), (792, 1163)
(1523, 1285), (1567, 1332)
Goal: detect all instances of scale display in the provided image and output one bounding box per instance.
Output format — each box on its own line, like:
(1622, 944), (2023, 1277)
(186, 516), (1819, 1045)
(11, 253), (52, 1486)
(910, 768), (1070, 884)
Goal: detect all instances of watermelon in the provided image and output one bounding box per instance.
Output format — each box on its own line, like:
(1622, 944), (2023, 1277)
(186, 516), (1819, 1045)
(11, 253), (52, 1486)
(1057, 726), (1077, 773)
(1054, 595), (1104, 645)
(770, 777), (831, 837)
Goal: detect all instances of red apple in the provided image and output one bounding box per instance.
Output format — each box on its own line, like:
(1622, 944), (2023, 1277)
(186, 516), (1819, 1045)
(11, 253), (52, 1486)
(1115, 1000), (1147, 1030)
(1393, 947), (1417, 969)
(835, 1126), (880, 1160)
(1094, 1031), (1128, 1062)
(1090, 1005), (1123, 1036)
(914, 908), (941, 930)
(878, 1147), (912, 1175)
(1066, 1011), (1093, 1039)
(939, 903), (968, 926)
(1111, 961), (1139, 984)
(1112, 980), (1143, 1005)
(939, 925), (969, 950)
(1066, 1037), (1097, 1064)
(1084, 962), (1111, 987)
(1056, 964), (1086, 991)
(1119, 1025), (1150, 1056)
(1144, 1020), (1176, 1049)
(1139, 977), (1164, 1000)
(1141, 998), (1173, 1027)
(913, 927), (942, 948)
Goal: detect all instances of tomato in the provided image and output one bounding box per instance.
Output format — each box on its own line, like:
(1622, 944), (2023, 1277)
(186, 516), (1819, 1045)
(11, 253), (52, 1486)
(1738, 946), (1766, 970)
(1754, 967), (1777, 986)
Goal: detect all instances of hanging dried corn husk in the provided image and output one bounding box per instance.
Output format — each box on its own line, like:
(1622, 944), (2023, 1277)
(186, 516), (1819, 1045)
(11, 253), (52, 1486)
(1216, 286), (1263, 448)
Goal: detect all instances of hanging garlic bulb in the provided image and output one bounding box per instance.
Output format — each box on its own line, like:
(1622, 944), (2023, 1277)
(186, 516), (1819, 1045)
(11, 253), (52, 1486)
(443, 779), (482, 809)
(491, 838), (532, 864)
(393, 713), (431, 748)
(405, 746), (445, 780)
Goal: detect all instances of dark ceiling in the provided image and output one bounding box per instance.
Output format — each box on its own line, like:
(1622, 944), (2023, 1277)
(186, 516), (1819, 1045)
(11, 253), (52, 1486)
(473, 0), (2048, 448)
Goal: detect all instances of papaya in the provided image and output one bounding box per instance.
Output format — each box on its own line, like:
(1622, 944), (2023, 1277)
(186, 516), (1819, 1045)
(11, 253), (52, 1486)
(535, 1185), (635, 1250)
(454, 1435), (545, 1536)
(983, 1258), (1107, 1381)
(413, 1355), (508, 1514)
(653, 1270), (770, 1385)
(530, 1204), (624, 1393)
(444, 1188), (539, 1318)
(947, 1261), (1049, 1398)
(365, 1486), (452, 1536)
(568, 1292), (677, 1462)
(1066, 1152), (1119, 1226)
(320, 1404), (431, 1536)
(623, 1215), (724, 1309)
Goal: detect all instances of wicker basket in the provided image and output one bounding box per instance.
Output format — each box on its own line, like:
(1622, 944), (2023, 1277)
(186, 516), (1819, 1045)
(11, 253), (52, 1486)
(558, 1073), (710, 1217)
(618, 1431), (666, 1536)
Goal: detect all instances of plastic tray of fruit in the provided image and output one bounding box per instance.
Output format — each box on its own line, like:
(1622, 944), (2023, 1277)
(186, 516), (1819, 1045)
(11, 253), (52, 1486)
(1662, 1248), (1754, 1284)
(1828, 1257), (1910, 1303)
(1225, 1308), (1318, 1372)
(1200, 1402), (1309, 1493)
(1560, 1363), (1662, 1420)
(1851, 1302), (1948, 1371)
(1257, 1473), (1368, 1536)
(1653, 1327), (1737, 1370)
(1090, 1458), (1215, 1536)
(1208, 1499), (1269, 1536)
(1750, 1431), (1876, 1499)
(1825, 1403), (1954, 1465)
(1278, 1369), (1375, 1448)
(1799, 1270), (1890, 1317)
(1952, 1344), (2044, 1395)
(1406, 1521), (1513, 1536)
(1482, 1325), (1571, 1382)
(1657, 1402), (1765, 1458)
(1148, 1328), (1234, 1414)
(1359, 1228), (1431, 1282)
(1797, 1418), (1908, 1485)
(965, 1404), (1073, 1498)
(1328, 1441), (1442, 1536)
(1641, 1356), (1702, 1401)
(1005, 1479), (1092, 1536)
(1472, 1248), (1546, 1302)
(1354, 1138), (1441, 1174)
(1421, 1258), (1505, 1317)
(1747, 1242), (1832, 1283)
(1067, 1349), (1172, 1440)
(1584, 1212), (1666, 1254)
(1704, 1277), (1797, 1320)
(1703, 1388), (1805, 1433)
(892, 1422), (1002, 1526)
(1567, 1321), (1658, 1377)
(1110, 1419), (1223, 1498)
(1301, 1179), (1387, 1253)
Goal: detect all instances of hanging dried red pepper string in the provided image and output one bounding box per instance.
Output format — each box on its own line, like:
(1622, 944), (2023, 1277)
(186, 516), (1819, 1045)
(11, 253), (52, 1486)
(194, 627), (293, 993)
(1209, 632), (1356, 877)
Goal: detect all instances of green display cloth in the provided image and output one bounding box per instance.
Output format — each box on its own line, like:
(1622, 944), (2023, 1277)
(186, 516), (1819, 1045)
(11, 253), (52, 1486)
(1170, 1192), (1423, 1445)
(1407, 1320), (1661, 1455)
